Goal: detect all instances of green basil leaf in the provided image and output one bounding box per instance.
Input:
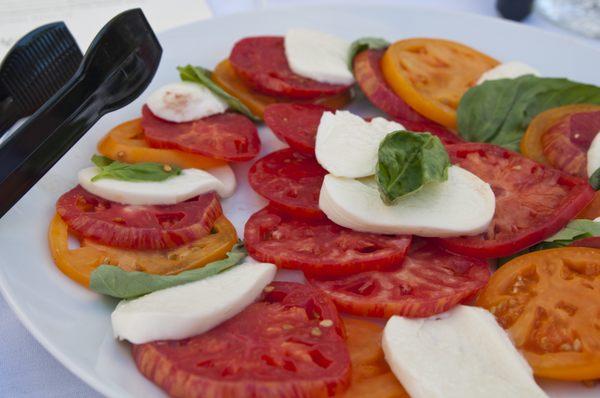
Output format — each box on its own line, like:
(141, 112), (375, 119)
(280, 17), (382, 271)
(89, 243), (247, 299)
(498, 219), (600, 265)
(458, 76), (600, 151)
(347, 37), (389, 69)
(91, 155), (181, 182)
(376, 131), (450, 204)
(590, 167), (600, 190)
(177, 64), (260, 122)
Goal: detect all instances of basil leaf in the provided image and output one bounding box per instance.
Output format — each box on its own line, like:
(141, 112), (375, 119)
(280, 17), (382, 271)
(347, 37), (389, 69)
(590, 168), (600, 190)
(177, 64), (260, 122)
(376, 131), (450, 204)
(91, 155), (181, 182)
(498, 219), (600, 265)
(458, 76), (600, 151)
(89, 243), (247, 299)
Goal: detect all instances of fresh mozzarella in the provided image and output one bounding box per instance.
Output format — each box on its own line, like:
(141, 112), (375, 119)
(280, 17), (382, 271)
(284, 28), (354, 85)
(315, 111), (404, 178)
(587, 131), (600, 177)
(382, 306), (547, 398)
(146, 81), (228, 123)
(112, 262), (277, 344)
(319, 166), (495, 237)
(476, 61), (540, 85)
(78, 166), (236, 205)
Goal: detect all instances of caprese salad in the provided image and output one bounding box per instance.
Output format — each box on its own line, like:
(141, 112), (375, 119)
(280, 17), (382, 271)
(48, 27), (600, 398)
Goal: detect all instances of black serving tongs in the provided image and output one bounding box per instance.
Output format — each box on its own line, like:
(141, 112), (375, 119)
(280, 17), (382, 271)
(0, 8), (162, 218)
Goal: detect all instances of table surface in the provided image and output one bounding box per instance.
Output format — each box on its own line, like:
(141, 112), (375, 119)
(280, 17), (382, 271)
(1, 0), (598, 397)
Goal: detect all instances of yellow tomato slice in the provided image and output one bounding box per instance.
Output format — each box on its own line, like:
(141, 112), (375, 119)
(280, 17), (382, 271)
(477, 247), (600, 381)
(211, 59), (352, 119)
(97, 118), (226, 169)
(381, 38), (498, 128)
(49, 214), (238, 287)
(342, 318), (409, 398)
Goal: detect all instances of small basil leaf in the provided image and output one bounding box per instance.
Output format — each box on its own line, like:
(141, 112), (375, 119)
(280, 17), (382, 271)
(177, 64), (260, 122)
(92, 154), (114, 168)
(347, 37), (389, 69)
(91, 155), (181, 182)
(376, 131), (450, 204)
(590, 167), (600, 190)
(89, 243), (247, 299)
(458, 75), (600, 151)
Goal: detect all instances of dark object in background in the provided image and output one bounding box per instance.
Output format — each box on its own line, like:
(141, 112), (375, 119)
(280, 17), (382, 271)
(0, 22), (83, 136)
(0, 8), (162, 218)
(497, 0), (534, 21)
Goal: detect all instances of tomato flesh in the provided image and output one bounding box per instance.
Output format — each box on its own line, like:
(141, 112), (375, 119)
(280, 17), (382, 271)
(132, 282), (351, 398)
(141, 105), (260, 162)
(248, 148), (326, 218)
(477, 247), (600, 381)
(264, 103), (330, 154)
(542, 110), (600, 178)
(353, 49), (461, 145)
(309, 240), (490, 318)
(245, 206), (412, 277)
(56, 186), (222, 250)
(439, 143), (595, 258)
(229, 36), (351, 99)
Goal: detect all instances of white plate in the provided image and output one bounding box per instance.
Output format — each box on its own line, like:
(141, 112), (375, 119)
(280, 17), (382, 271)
(1, 4), (599, 397)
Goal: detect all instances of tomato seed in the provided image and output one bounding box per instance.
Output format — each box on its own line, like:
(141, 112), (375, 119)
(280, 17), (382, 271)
(163, 164), (173, 172)
(311, 327), (322, 337)
(264, 285), (275, 292)
(319, 319), (333, 327)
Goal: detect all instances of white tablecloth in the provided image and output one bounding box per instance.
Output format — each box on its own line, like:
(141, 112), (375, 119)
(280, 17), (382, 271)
(1, 1), (598, 397)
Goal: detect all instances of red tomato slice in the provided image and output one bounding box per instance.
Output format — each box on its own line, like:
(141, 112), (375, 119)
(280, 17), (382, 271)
(542, 110), (600, 178)
(229, 36), (351, 99)
(353, 49), (461, 145)
(244, 206), (412, 277)
(439, 143), (595, 258)
(56, 186), (222, 250)
(248, 148), (326, 218)
(263, 103), (330, 154)
(308, 240), (490, 318)
(141, 105), (260, 162)
(132, 282), (351, 398)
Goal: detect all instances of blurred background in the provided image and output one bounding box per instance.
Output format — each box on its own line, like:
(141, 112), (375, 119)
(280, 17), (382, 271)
(0, 0), (598, 397)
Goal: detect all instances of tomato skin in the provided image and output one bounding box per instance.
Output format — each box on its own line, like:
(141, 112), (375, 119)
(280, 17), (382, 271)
(141, 105), (260, 162)
(244, 206), (412, 277)
(353, 49), (461, 145)
(211, 59), (351, 119)
(132, 282), (351, 398)
(97, 118), (226, 170)
(477, 247), (600, 381)
(381, 38), (498, 128)
(229, 36), (351, 100)
(57, 186), (222, 250)
(308, 240), (490, 318)
(439, 143), (595, 259)
(248, 149), (326, 219)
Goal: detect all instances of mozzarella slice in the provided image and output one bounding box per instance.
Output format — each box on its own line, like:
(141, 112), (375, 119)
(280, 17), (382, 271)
(146, 81), (228, 123)
(382, 306), (548, 398)
(476, 61), (540, 85)
(587, 131), (600, 177)
(112, 262), (277, 344)
(78, 166), (236, 205)
(284, 28), (354, 85)
(319, 166), (495, 237)
(315, 111), (404, 178)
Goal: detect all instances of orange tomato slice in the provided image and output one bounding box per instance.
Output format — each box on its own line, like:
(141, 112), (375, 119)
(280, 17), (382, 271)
(342, 318), (408, 398)
(381, 38), (498, 128)
(211, 59), (352, 119)
(477, 247), (600, 381)
(49, 214), (238, 286)
(97, 118), (226, 169)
